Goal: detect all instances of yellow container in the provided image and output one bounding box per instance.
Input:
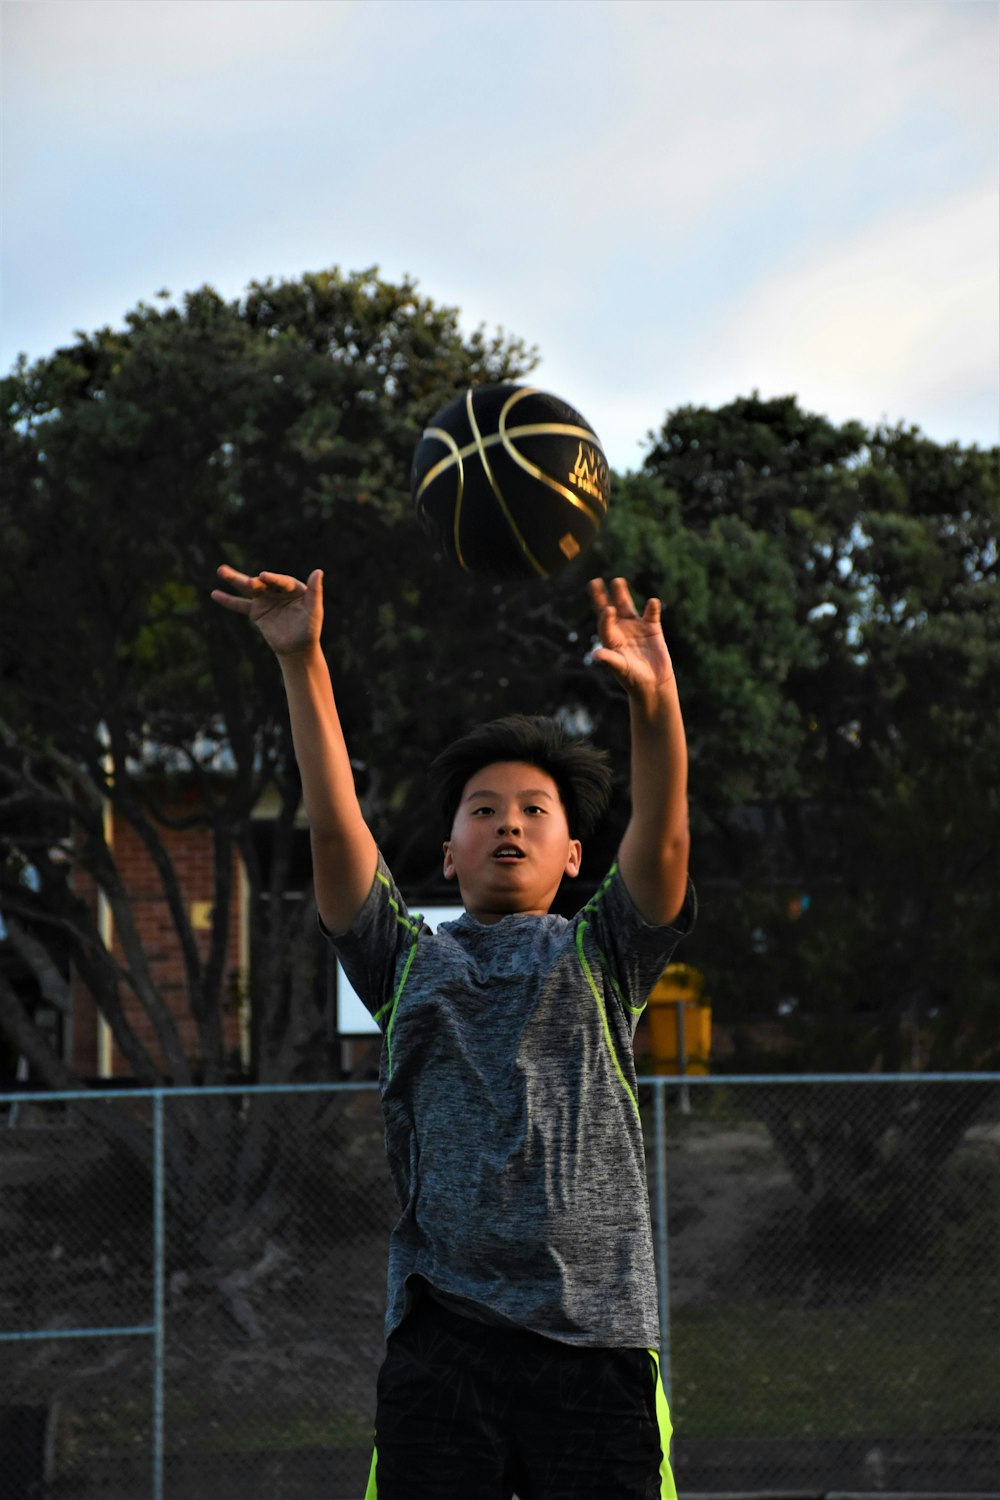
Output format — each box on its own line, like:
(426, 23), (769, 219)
(645, 963), (711, 1075)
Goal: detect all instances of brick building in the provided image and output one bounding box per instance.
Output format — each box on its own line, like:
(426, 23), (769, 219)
(71, 795), (248, 1080)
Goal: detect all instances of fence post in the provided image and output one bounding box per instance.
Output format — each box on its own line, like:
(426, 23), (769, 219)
(674, 1003), (691, 1114)
(152, 1092), (165, 1500)
(653, 1078), (671, 1407)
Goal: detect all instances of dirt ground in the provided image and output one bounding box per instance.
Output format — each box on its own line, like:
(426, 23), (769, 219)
(658, 1117), (793, 1307)
(3, 1109), (781, 1499)
(3, 1100), (998, 1498)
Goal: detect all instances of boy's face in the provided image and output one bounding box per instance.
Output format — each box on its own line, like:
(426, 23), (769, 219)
(442, 760), (582, 924)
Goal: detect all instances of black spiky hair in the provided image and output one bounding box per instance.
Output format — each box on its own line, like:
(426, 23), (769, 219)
(431, 714), (612, 839)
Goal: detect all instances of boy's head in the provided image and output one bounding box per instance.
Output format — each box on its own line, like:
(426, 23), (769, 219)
(431, 716), (612, 923)
(432, 715), (612, 840)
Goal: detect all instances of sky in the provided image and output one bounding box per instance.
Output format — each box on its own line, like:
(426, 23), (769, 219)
(2, 0), (998, 471)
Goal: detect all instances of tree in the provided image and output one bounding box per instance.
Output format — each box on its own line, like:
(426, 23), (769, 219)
(637, 394), (1000, 1074)
(3, 311), (996, 1292)
(633, 395), (999, 1284)
(0, 266), (535, 1274)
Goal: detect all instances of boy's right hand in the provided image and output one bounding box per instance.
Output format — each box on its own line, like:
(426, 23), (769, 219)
(211, 565), (323, 657)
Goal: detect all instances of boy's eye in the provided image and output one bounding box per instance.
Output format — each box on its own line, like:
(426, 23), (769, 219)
(524, 805), (545, 815)
(471, 805), (493, 816)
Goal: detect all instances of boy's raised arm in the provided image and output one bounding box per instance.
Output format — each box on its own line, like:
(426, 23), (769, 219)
(212, 565), (378, 935)
(588, 576), (690, 927)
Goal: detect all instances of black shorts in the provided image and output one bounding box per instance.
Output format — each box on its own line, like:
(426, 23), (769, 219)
(363, 1296), (676, 1500)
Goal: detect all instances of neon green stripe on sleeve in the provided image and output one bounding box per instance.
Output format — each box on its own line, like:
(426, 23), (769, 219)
(376, 868), (422, 936)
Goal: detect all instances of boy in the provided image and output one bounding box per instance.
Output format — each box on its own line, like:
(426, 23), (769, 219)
(212, 565), (695, 1499)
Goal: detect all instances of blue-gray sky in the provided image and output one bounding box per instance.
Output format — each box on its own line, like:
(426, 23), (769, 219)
(3, 0), (998, 469)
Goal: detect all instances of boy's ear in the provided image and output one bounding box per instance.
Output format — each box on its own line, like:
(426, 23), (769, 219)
(442, 840), (457, 880)
(564, 839), (583, 879)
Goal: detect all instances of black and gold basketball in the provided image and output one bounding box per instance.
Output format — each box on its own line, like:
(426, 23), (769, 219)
(411, 383), (610, 580)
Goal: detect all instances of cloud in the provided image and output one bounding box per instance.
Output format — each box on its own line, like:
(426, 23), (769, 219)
(686, 179), (999, 436)
(3, 0), (996, 459)
(6, 0), (361, 84)
(538, 0), (998, 243)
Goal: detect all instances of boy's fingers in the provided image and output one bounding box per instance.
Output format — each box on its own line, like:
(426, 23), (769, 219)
(210, 590), (253, 616)
(215, 564), (270, 597)
(217, 565), (306, 592)
(258, 572), (302, 594)
(215, 563), (250, 588)
(610, 577), (639, 616)
(592, 576), (644, 618)
(588, 577), (609, 612)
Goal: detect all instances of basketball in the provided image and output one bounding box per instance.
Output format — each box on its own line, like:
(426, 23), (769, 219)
(411, 383), (610, 580)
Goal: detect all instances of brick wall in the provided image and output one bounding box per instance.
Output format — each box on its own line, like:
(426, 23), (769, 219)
(72, 800), (246, 1079)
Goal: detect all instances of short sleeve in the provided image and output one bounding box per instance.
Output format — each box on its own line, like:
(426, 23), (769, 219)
(320, 852), (427, 1026)
(576, 865), (697, 1018)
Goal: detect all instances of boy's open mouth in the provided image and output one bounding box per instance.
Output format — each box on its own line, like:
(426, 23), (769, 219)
(493, 844), (525, 860)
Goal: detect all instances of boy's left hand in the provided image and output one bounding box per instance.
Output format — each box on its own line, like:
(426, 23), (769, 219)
(588, 577), (675, 698)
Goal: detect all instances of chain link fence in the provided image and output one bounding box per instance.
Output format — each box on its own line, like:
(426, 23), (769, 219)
(1, 1076), (998, 1499)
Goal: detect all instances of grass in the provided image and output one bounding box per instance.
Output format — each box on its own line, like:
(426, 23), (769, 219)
(670, 1280), (1000, 1438)
(168, 1411), (373, 1454)
(56, 1384), (373, 1464)
(55, 1285), (998, 1461)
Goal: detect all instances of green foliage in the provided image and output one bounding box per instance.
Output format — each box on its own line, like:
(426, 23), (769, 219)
(638, 394), (999, 1071)
(1, 291), (997, 1094)
(5, 267), (994, 1300)
(0, 266), (535, 1097)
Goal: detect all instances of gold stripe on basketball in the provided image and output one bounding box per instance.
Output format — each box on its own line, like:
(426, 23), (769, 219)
(498, 388), (606, 530)
(410, 383), (611, 581)
(412, 422), (607, 503)
(466, 389), (548, 578)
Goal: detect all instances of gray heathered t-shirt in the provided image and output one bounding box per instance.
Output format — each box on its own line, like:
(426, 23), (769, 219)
(328, 854), (696, 1349)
